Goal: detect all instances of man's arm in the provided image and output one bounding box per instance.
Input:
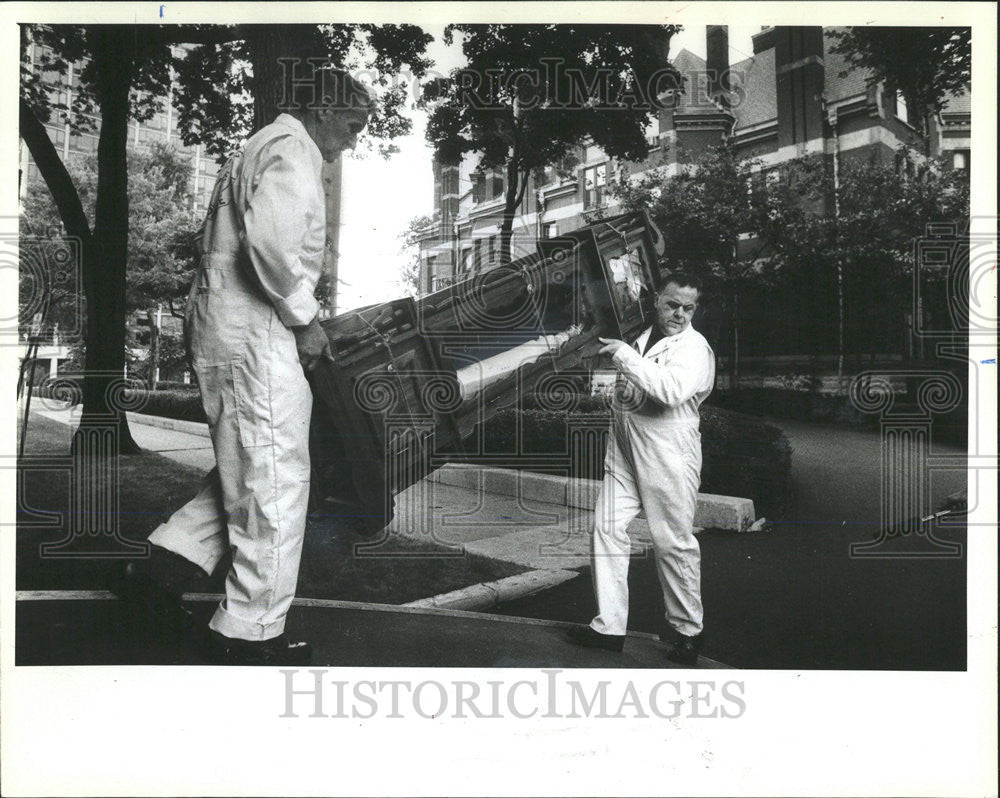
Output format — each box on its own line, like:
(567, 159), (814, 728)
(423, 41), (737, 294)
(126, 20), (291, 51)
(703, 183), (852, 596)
(603, 338), (713, 407)
(239, 134), (322, 329)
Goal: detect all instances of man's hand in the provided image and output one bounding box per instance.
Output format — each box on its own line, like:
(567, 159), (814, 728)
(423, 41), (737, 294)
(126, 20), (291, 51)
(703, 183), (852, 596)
(292, 317), (333, 372)
(598, 337), (627, 358)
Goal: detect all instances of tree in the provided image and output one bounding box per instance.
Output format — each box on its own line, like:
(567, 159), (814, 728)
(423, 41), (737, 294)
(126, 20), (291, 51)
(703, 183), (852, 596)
(20, 22), (433, 453)
(423, 24), (681, 264)
(761, 150), (969, 372)
(829, 27), (971, 142)
(613, 141), (970, 378)
(611, 142), (775, 379)
(21, 143), (201, 388)
(397, 214), (432, 296)
(122, 145), (200, 388)
(20, 25), (155, 452)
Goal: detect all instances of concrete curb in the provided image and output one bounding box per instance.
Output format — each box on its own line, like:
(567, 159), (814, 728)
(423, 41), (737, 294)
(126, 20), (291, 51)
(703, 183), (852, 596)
(126, 411), (210, 438)
(403, 568), (579, 611)
(27, 404), (211, 439)
(429, 463), (756, 531)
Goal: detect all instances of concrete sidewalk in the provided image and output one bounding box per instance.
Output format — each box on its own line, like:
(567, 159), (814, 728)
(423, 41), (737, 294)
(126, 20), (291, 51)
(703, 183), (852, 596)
(30, 403), (217, 472)
(31, 405), (755, 575)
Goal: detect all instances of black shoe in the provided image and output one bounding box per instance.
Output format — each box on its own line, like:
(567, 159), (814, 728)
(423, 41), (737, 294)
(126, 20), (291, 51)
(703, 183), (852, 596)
(566, 625), (625, 652)
(663, 631), (704, 666)
(107, 559), (194, 630)
(203, 631), (313, 666)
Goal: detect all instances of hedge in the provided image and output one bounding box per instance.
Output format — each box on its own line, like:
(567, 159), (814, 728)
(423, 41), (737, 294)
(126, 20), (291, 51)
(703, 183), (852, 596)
(34, 378), (793, 513)
(32, 378), (206, 423)
(478, 394), (792, 515)
(710, 386), (967, 448)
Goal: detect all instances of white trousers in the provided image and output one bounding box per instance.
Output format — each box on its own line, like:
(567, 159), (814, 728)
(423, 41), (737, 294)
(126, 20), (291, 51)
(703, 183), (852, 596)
(590, 416), (704, 638)
(149, 270), (312, 641)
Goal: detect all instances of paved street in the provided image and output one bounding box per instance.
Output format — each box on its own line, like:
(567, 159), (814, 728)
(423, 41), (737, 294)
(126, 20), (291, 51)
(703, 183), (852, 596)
(493, 417), (969, 670)
(16, 404), (969, 669)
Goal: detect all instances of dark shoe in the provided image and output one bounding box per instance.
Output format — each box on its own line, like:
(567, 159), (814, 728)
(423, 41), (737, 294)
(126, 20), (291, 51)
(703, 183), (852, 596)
(663, 631), (704, 666)
(566, 625), (625, 652)
(203, 631), (313, 666)
(107, 559), (194, 630)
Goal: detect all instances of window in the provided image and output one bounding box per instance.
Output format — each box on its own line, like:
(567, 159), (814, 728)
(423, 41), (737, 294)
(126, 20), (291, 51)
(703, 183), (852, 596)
(471, 169), (505, 203)
(145, 110), (168, 132)
(424, 256), (436, 295)
(473, 238), (484, 271)
(69, 132), (98, 154)
(583, 163), (607, 207)
(138, 128), (162, 145)
(894, 90), (908, 125)
(952, 150), (969, 171)
(490, 172), (504, 200)
(542, 222), (558, 239)
(644, 116), (660, 148)
(488, 235), (496, 264)
(45, 125), (65, 146)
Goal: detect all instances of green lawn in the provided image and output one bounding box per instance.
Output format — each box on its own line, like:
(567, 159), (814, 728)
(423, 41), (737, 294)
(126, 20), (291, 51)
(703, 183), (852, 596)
(16, 415), (525, 604)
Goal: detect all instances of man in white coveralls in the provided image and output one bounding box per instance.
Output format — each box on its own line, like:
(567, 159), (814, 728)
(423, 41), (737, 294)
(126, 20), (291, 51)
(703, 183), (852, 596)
(567, 273), (715, 666)
(110, 67), (372, 665)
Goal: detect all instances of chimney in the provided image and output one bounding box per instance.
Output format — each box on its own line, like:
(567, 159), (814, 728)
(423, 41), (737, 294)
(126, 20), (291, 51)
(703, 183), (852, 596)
(706, 25), (729, 105)
(773, 27), (826, 149)
(752, 26), (775, 54)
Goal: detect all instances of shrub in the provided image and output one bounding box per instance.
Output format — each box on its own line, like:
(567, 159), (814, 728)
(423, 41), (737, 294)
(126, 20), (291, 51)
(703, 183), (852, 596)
(708, 385), (967, 448)
(476, 395), (792, 515)
(140, 388), (205, 422)
(32, 377), (205, 423)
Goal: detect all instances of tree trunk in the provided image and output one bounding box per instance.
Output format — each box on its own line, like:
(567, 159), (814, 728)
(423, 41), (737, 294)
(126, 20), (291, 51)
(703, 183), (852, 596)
(243, 24), (329, 130)
(146, 307), (160, 390)
(499, 158), (529, 265)
(18, 99), (91, 244)
(78, 26), (141, 454)
(836, 258), (844, 384)
(731, 290), (740, 390)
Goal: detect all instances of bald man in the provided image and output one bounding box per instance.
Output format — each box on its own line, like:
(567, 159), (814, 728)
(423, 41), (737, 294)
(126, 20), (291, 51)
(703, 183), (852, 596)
(111, 70), (372, 665)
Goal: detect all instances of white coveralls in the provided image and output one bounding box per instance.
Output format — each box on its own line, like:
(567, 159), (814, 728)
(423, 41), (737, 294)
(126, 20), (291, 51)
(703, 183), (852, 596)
(149, 114), (325, 641)
(589, 324), (716, 638)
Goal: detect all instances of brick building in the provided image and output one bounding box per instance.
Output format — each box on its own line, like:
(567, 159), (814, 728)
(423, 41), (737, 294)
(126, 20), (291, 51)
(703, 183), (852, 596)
(417, 26), (971, 301)
(18, 38), (223, 214)
(17, 36), (227, 383)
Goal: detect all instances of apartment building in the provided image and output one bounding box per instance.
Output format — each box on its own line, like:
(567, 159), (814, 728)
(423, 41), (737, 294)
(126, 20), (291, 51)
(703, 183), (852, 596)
(417, 26), (971, 296)
(18, 38), (222, 213)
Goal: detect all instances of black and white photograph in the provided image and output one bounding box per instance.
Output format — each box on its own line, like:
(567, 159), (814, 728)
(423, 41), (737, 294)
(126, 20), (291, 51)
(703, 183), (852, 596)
(1, 2), (996, 795)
